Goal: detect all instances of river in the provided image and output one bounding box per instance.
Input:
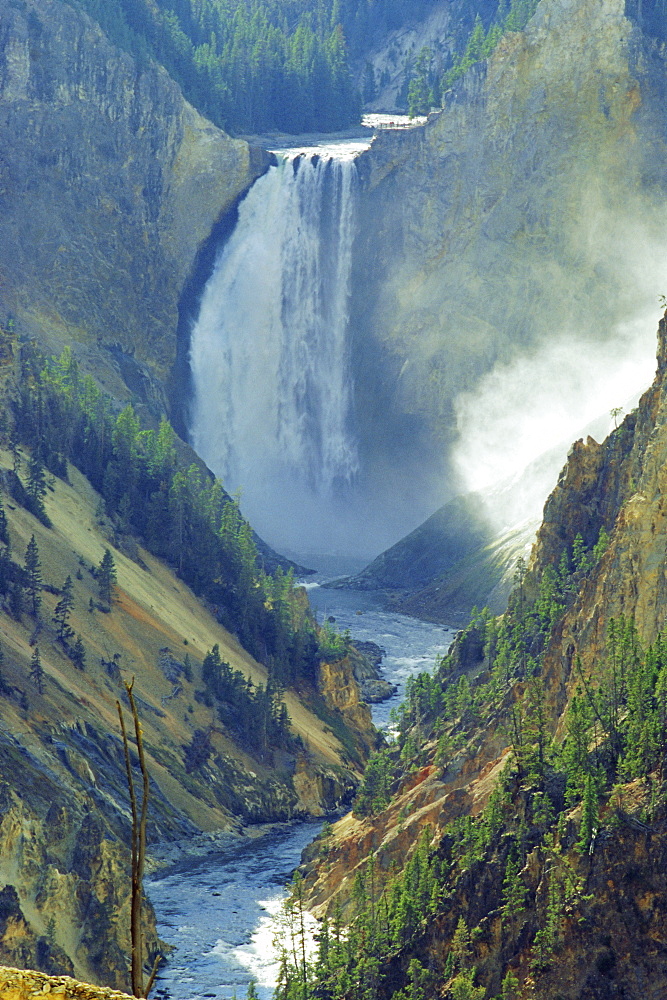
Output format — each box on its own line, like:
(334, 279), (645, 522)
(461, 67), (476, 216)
(148, 585), (455, 1000)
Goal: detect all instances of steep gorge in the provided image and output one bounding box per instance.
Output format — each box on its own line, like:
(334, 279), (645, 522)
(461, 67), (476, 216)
(4, 0), (667, 993)
(298, 313), (667, 999)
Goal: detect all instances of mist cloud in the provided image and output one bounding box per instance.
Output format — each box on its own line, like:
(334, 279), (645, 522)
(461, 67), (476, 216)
(452, 313), (658, 530)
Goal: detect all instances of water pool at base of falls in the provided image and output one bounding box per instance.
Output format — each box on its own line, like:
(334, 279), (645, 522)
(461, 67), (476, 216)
(148, 593), (455, 1000)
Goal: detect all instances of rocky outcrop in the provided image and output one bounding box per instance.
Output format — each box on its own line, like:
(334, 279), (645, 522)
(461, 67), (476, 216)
(530, 310), (667, 672)
(348, 643), (397, 703)
(357, 0), (490, 113)
(318, 655), (376, 756)
(0, 749), (159, 990)
(331, 492), (531, 624)
(333, 495), (491, 593)
(0, 0), (268, 412)
(0, 966), (133, 1000)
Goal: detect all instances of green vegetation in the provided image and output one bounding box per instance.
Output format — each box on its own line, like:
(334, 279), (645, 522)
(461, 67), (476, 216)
(352, 747), (392, 816)
(53, 575), (75, 642)
(276, 519), (667, 998)
(68, 0), (545, 130)
(69, 0), (365, 134)
(97, 548), (118, 607)
(24, 535), (42, 618)
(201, 642), (294, 753)
(29, 646), (44, 694)
(10, 344), (334, 690)
(407, 0), (542, 116)
(67, 0), (447, 133)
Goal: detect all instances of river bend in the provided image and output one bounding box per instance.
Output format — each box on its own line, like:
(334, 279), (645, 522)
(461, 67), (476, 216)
(149, 589), (454, 1000)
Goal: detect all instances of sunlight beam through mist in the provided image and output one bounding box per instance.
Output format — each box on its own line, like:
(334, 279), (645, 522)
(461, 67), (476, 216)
(453, 314), (659, 530)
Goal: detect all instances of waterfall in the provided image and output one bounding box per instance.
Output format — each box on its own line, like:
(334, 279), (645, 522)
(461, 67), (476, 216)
(189, 145), (364, 553)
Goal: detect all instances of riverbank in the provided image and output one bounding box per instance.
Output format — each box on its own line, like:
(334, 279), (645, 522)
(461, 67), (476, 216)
(147, 594), (454, 1000)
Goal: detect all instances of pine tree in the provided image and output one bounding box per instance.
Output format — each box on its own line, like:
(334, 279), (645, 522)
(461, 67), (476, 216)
(577, 772), (599, 856)
(501, 971), (520, 1000)
(407, 46), (432, 116)
(29, 646), (44, 694)
(26, 453), (49, 524)
(53, 575), (75, 642)
(97, 548), (117, 606)
(450, 971), (485, 1000)
(0, 495), (9, 546)
(450, 916), (472, 974)
(70, 634), (86, 671)
(9, 580), (24, 620)
(0, 645), (9, 696)
(523, 676), (550, 788)
(24, 534), (42, 617)
(501, 850), (525, 927)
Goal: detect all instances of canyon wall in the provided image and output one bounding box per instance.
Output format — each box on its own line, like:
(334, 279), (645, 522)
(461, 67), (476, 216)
(300, 314), (667, 1000)
(0, 0), (267, 412)
(349, 0), (667, 533)
(0, 437), (374, 987)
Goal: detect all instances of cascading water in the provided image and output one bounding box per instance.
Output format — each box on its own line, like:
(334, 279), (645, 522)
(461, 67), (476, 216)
(189, 142), (368, 555)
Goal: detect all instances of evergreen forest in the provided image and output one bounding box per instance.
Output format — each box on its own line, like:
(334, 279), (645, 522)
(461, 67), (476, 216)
(273, 526), (667, 999)
(69, 0), (436, 133)
(8, 343), (346, 694)
(67, 0), (542, 132)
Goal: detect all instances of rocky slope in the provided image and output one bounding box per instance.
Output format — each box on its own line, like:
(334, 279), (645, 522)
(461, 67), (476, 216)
(357, 0), (495, 113)
(298, 312), (667, 999)
(0, 0), (268, 417)
(0, 430), (375, 989)
(329, 493), (534, 623)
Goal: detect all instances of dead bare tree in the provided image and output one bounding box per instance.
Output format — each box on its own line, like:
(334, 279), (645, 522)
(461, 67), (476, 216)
(117, 679), (160, 997)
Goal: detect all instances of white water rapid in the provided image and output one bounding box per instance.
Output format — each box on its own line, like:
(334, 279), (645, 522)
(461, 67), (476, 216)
(189, 141), (369, 555)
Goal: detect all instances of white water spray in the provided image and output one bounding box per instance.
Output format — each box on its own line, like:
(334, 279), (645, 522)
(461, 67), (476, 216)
(189, 145), (364, 553)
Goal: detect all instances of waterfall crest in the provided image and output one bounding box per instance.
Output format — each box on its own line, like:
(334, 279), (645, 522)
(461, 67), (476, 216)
(188, 146), (363, 553)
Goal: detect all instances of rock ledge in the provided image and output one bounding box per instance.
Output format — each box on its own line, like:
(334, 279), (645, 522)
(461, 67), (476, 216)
(0, 967), (133, 1000)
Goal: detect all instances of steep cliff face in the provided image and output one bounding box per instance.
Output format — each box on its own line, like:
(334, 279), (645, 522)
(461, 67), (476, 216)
(348, 0), (667, 528)
(0, 0), (267, 411)
(529, 309), (667, 717)
(298, 313), (667, 999)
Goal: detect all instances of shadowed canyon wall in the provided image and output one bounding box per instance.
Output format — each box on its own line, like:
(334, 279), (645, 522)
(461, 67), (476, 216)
(0, 0), (268, 413)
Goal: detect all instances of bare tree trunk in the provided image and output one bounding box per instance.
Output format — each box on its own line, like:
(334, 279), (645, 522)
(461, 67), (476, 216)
(117, 679), (156, 997)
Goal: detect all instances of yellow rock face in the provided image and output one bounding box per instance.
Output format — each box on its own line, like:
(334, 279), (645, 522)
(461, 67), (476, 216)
(0, 966), (132, 1000)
